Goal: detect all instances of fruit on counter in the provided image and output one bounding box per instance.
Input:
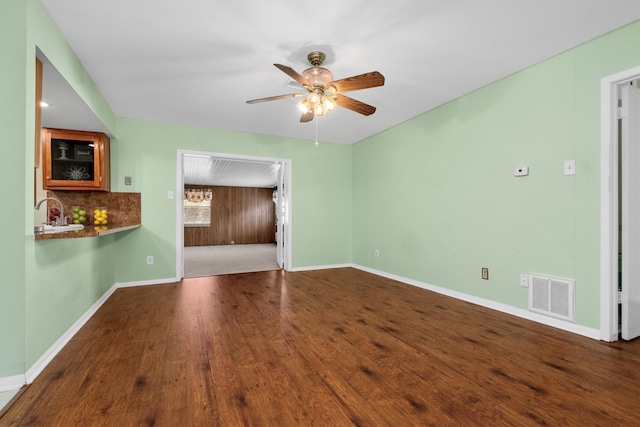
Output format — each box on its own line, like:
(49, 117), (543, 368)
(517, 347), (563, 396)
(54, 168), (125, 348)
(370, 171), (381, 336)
(72, 206), (88, 224)
(93, 208), (108, 225)
(49, 207), (60, 222)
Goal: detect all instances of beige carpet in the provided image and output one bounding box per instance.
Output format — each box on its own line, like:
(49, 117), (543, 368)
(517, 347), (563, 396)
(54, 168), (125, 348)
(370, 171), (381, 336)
(184, 244), (279, 277)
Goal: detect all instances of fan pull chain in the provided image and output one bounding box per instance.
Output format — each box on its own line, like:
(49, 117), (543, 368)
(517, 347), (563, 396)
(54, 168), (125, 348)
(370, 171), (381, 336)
(314, 117), (319, 147)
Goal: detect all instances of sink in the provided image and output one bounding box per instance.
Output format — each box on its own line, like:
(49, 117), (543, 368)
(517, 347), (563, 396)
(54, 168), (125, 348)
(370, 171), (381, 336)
(35, 224), (85, 234)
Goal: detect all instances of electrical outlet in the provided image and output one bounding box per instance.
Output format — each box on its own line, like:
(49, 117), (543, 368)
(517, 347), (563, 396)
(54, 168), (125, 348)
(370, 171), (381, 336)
(481, 267), (489, 280)
(374, 249), (380, 258)
(146, 255), (154, 265)
(520, 274), (529, 287)
(124, 176), (132, 185)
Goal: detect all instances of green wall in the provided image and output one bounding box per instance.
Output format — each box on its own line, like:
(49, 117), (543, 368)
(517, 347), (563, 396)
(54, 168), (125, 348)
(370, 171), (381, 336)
(0, 0), (28, 379)
(109, 118), (353, 282)
(352, 20), (640, 329)
(20, 0), (121, 371)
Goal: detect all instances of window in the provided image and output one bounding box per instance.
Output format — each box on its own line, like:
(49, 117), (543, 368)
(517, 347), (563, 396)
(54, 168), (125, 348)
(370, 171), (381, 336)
(183, 189), (212, 227)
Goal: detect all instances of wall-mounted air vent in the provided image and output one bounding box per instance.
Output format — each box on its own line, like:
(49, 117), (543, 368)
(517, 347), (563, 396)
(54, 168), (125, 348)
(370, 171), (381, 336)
(528, 273), (575, 322)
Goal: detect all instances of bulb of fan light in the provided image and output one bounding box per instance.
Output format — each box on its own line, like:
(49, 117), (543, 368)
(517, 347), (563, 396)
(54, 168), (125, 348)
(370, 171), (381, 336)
(322, 97), (336, 112)
(297, 100), (310, 114)
(307, 92), (320, 105)
(314, 104), (325, 116)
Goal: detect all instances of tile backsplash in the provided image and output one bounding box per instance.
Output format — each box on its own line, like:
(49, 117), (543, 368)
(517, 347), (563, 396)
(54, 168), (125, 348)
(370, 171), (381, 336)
(46, 191), (141, 226)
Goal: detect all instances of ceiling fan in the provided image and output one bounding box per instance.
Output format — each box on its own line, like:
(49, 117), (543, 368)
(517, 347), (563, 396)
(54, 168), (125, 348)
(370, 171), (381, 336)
(246, 51), (385, 122)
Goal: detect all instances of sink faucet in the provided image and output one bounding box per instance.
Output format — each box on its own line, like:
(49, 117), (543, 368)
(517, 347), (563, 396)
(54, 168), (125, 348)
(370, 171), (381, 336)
(35, 197), (67, 226)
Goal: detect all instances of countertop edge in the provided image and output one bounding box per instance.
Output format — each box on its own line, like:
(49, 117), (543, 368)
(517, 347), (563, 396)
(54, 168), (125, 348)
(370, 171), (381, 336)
(96, 224), (141, 236)
(34, 224), (141, 240)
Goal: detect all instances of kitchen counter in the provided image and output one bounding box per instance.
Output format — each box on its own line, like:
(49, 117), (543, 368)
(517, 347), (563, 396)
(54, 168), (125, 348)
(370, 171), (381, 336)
(34, 190), (142, 240)
(34, 223), (141, 239)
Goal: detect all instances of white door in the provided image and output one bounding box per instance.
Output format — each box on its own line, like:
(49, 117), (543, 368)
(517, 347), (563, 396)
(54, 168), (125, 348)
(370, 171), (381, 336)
(276, 163), (285, 269)
(621, 80), (640, 340)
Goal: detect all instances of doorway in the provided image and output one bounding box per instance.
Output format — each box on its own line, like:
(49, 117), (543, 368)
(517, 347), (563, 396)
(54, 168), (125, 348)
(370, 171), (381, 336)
(600, 66), (640, 341)
(175, 150), (292, 280)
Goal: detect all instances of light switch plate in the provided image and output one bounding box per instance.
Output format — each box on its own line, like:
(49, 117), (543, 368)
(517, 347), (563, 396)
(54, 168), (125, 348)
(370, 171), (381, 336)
(564, 160), (576, 175)
(514, 166), (529, 177)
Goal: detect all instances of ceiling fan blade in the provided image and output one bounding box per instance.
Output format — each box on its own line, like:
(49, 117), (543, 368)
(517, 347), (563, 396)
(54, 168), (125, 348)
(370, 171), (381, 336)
(274, 64), (312, 89)
(335, 94), (377, 116)
(329, 71), (384, 94)
(246, 93), (304, 104)
(300, 111), (314, 122)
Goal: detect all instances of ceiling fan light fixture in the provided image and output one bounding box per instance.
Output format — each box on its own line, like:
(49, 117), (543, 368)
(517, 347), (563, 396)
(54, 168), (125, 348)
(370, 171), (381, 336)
(314, 104), (326, 116)
(322, 97), (336, 112)
(307, 92), (320, 104)
(297, 99), (311, 114)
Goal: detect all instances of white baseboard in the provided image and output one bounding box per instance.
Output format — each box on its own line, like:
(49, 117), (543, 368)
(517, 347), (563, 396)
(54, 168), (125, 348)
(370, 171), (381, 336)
(115, 277), (177, 288)
(24, 277), (176, 385)
(291, 263), (351, 272)
(25, 282), (119, 383)
(0, 374), (26, 393)
(351, 264), (600, 340)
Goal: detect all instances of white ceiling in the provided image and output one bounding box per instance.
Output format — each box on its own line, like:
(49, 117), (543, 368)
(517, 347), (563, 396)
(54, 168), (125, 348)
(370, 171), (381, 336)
(39, 0), (640, 147)
(37, 1), (640, 187)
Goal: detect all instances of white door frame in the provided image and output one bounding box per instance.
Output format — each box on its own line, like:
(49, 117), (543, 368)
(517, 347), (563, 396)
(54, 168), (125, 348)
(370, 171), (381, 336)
(600, 66), (640, 341)
(175, 150), (293, 280)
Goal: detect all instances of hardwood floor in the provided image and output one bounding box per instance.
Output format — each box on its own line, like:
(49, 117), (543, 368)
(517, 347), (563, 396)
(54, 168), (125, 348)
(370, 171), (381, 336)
(2, 268), (639, 426)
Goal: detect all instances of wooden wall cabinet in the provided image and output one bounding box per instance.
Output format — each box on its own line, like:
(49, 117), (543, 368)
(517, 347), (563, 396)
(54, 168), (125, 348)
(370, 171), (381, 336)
(42, 128), (110, 191)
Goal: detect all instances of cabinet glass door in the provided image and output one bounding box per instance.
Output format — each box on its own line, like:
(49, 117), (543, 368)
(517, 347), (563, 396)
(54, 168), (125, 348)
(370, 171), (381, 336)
(49, 138), (97, 183)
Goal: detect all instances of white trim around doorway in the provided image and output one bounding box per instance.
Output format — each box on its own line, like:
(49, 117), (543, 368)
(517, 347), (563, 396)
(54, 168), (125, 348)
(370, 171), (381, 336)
(175, 150), (293, 281)
(600, 66), (640, 342)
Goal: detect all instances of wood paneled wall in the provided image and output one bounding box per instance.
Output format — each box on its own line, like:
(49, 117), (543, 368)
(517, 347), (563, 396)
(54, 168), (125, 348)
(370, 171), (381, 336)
(184, 185), (276, 247)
